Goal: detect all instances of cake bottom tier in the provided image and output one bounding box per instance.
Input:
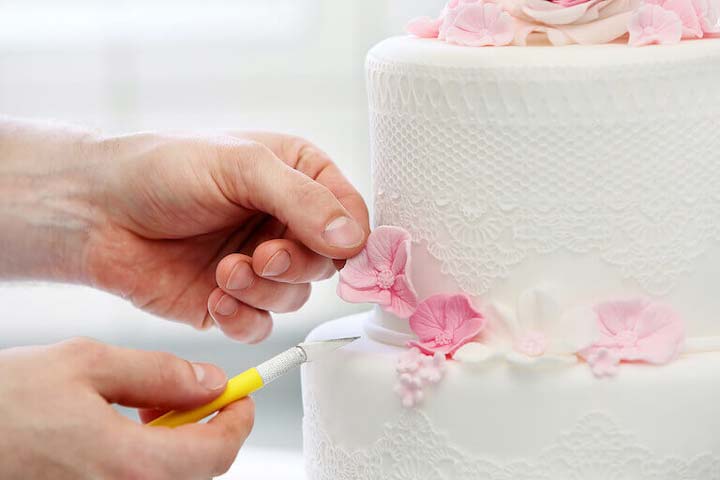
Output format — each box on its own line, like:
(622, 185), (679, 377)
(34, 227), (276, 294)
(301, 312), (720, 480)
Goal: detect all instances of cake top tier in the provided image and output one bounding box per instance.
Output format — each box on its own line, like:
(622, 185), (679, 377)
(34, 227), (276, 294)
(407, 0), (720, 47)
(371, 34), (720, 68)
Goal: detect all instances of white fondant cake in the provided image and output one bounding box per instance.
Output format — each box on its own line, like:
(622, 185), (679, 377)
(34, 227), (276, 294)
(303, 35), (720, 479)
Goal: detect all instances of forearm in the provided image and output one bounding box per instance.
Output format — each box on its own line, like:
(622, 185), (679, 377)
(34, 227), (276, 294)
(0, 117), (101, 282)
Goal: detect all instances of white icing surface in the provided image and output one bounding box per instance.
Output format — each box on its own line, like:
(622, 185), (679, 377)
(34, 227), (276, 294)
(302, 313), (720, 479)
(367, 35), (720, 339)
(370, 36), (720, 68)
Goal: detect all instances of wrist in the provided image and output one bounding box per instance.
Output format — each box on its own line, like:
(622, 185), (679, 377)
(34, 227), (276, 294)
(0, 118), (104, 283)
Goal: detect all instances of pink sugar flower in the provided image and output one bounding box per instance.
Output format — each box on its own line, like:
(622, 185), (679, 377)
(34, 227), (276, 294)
(407, 16), (444, 38)
(337, 226), (418, 318)
(549, 0), (595, 7)
(440, 1), (515, 46)
(646, 0), (703, 37)
(409, 294), (486, 357)
(394, 348), (447, 408)
(579, 299), (685, 377)
(694, 0), (720, 33)
(628, 4), (683, 46)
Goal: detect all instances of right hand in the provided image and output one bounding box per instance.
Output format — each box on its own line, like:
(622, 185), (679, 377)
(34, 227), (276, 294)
(0, 338), (253, 480)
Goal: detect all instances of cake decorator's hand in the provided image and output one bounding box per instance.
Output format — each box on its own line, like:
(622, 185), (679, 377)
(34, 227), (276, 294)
(0, 338), (252, 480)
(85, 130), (369, 341)
(0, 118), (370, 341)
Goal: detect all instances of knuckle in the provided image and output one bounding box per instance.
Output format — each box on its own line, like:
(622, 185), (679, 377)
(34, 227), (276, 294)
(153, 352), (192, 387)
(287, 284), (312, 312)
(293, 176), (334, 208)
(213, 138), (272, 186)
(58, 336), (105, 361)
(238, 140), (272, 166)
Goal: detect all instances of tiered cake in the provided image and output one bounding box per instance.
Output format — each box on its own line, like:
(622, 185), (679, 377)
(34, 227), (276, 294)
(302, 2), (720, 477)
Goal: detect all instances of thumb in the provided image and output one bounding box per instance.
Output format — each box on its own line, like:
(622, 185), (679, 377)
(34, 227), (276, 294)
(217, 140), (368, 259)
(79, 340), (227, 412)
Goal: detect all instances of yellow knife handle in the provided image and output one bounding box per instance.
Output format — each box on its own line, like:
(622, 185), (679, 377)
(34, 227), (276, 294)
(148, 367), (264, 428)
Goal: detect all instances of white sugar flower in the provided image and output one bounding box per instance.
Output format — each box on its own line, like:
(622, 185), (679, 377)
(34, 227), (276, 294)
(455, 285), (599, 369)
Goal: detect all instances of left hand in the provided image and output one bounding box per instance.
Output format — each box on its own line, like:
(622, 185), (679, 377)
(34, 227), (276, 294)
(82, 131), (369, 341)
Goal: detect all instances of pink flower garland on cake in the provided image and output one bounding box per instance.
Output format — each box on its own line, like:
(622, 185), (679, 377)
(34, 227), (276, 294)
(407, 0), (720, 47)
(337, 225), (687, 387)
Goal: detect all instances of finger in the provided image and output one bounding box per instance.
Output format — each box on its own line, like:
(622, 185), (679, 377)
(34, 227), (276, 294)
(236, 216), (287, 257)
(232, 132), (371, 243)
(138, 408), (166, 424)
(64, 338), (227, 411)
(215, 254), (312, 312)
(207, 287), (273, 343)
(237, 132), (370, 236)
(140, 397), (255, 478)
(251, 238), (336, 283)
(214, 138), (368, 259)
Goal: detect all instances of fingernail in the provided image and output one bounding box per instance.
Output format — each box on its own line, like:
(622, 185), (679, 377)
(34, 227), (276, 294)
(214, 295), (239, 316)
(191, 363), (227, 391)
(323, 216), (364, 249)
(227, 262), (254, 290)
(248, 318), (274, 344)
(261, 250), (291, 277)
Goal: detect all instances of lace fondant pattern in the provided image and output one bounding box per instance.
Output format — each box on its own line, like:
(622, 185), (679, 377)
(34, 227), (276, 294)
(303, 393), (720, 479)
(368, 56), (720, 296)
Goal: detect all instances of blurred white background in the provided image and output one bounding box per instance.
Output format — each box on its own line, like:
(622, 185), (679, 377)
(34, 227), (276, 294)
(0, 0), (441, 478)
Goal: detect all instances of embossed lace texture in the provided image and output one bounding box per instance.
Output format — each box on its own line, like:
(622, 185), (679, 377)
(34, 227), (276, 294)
(368, 56), (720, 296)
(303, 393), (720, 480)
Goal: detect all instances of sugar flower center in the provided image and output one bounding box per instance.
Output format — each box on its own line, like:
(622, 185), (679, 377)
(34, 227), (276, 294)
(515, 331), (548, 357)
(434, 332), (452, 346)
(616, 330), (638, 347)
(376, 269), (396, 289)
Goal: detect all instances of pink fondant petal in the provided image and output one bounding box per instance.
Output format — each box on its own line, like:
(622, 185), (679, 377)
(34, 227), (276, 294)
(409, 295), (448, 341)
(628, 5), (683, 46)
(595, 299), (647, 335)
(443, 294), (485, 339)
(649, 0), (703, 37)
(387, 275), (419, 319)
(367, 226), (411, 273)
(560, 11), (635, 45)
(337, 283), (391, 306)
(633, 304), (686, 363)
(339, 249), (377, 289)
(635, 324), (685, 363)
(391, 239), (410, 276)
(695, 0), (720, 33)
(444, 3), (515, 46)
(407, 16), (443, 38)
(551, 0), (595, 6)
